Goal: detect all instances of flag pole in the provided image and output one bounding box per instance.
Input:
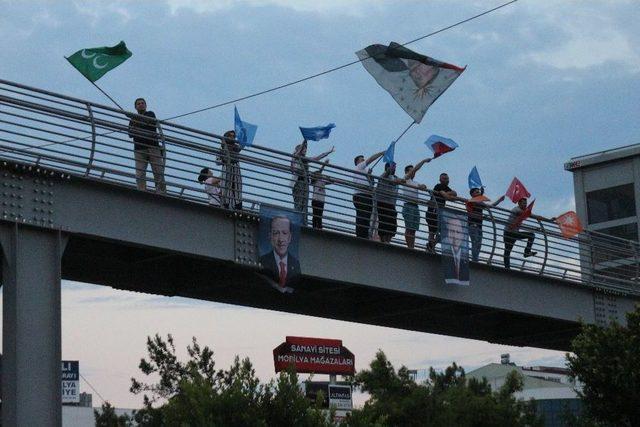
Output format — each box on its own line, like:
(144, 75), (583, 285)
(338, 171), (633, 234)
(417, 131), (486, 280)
(370, 120), (416, 170)
(89, 81), (125, 111)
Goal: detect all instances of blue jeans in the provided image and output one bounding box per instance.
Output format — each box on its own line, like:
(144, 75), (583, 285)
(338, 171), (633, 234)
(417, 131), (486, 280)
(469, 223), (483, 262)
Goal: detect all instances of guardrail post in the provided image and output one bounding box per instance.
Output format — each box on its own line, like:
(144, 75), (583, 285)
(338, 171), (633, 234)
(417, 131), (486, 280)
(157, 121), (167, 168)
(84, 103), (97, 177)
(537, 219), (549, 275)
(486, 208), (498, 265)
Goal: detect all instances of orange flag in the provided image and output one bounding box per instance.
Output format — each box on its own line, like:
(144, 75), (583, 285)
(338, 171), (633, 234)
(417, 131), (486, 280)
(556, 211), (583, 238)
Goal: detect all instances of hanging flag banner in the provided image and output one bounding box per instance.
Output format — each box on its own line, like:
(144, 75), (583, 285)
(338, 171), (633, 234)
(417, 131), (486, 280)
(425, 135), (458, 158)
(382, 140), (396, 164)
(234, 106), (258, 147)
(556, 211), (583, 238)
(273, 336), (355, 375)
(258, 205), (303, 294)
(66, 41), (132, 82)
(299, 123), (336, 141)
(439, 208), (470, 286)
(355, 42), (465, 123)
(468, 166), (483, 190)
(505, 177), (531, 203)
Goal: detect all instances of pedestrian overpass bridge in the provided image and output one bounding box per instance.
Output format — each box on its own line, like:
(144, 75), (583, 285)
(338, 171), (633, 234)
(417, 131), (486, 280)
(1, 79), (638, 425)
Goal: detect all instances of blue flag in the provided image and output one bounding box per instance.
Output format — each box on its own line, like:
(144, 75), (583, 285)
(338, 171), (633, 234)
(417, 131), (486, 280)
(299, 123), (335, 141)
(234, 106), (258, 147)
(383, 141), (396, 164)
(468, 166), (483, 190)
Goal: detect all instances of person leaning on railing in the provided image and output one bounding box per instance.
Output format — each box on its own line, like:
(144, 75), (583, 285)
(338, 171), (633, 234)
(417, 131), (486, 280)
(401, 157), (431, 249)
(291, 140), (334, 223)
(197, 167), (222, 207)
(127, 97), (166, 193)
(217, 130), (243, 210)
(310, 160), (334, 230)
(503, 197), (555, 269)
(352, 150), (385, 239)
(376, 162), (402, 243)
(426, 173), (457, 253)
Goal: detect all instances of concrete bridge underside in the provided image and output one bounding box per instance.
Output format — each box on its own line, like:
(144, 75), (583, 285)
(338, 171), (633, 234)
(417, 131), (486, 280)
(63, 234), (583, 351)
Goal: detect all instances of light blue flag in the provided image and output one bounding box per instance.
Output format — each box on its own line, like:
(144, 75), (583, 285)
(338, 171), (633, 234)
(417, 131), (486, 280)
(468, 166), (483, 190)
(234, 106), (257, 147)
(383, 141), (396, 164)
(299, 123), (336, 141)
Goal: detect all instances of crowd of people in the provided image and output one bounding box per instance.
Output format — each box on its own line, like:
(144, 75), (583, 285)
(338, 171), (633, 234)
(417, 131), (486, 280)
(127, 98), (556, 269)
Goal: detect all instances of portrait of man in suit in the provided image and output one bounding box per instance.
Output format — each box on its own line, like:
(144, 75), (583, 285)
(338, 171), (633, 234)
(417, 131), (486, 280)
(440, 209), (470, 286)
(259, 214), (301, 292)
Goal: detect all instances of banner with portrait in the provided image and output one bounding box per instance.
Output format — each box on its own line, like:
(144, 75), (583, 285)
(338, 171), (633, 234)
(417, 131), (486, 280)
(439, 207), (470, 286)
(258, 205), (303, 293)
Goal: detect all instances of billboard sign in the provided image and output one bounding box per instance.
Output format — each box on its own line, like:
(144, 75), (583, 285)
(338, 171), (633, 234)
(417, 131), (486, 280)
(62, 360), (80, 403)
(303, 382), (353, 410)
(273, 336), (355, 375)
(329, 384), (353, 410)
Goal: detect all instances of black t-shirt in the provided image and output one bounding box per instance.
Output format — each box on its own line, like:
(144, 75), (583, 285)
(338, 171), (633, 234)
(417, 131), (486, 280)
(430, 183), (452, 209)
(128, 111), (158, 150)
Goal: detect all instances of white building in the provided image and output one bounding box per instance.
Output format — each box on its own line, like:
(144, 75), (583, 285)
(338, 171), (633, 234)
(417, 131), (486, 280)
(467, 354), (582, 427)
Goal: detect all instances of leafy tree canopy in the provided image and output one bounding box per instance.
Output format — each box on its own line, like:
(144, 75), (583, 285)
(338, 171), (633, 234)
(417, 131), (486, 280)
(566, 304), (640, 427)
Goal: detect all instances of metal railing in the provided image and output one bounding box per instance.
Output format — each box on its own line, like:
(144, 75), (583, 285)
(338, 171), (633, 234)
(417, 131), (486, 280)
(1, 78), (639, 296)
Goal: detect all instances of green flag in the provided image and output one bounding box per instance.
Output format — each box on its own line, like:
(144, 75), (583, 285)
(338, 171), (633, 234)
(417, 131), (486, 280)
(66, 41), (132, 82)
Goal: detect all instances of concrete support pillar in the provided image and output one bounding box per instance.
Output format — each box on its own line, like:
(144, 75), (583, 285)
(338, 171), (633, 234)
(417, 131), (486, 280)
(1, 223), (67, 427)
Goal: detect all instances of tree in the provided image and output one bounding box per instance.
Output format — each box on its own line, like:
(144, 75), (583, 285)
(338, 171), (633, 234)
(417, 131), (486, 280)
(344, 350), (542, 427)
(94, 401), (132, 427)
(566, 304), (640, 427)
(129, 334), (334, 427)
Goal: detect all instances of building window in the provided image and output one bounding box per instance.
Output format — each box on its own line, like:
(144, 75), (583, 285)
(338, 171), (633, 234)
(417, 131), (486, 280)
(586, 184), (636, 224)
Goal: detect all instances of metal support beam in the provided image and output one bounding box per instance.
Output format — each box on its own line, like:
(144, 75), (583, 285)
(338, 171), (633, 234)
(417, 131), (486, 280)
(1, 223), (67, 427)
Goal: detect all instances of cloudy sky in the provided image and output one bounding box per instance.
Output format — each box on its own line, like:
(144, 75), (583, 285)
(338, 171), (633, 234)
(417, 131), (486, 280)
(1, 0), (639, 408)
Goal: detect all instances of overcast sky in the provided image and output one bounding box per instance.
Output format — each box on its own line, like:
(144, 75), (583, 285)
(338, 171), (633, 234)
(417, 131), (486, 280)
(1, 0), (639, 408)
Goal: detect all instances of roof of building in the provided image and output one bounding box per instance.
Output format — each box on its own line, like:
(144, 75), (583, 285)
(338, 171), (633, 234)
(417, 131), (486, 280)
(565, 143), (640, 171)
(466, 363), (567, 390)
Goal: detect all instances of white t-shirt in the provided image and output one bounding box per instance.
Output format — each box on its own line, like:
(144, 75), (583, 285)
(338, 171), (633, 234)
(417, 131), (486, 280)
(312, 177), (327, 202)
(402, 179), (421, 202)
(352, 161), (370, 194)
(204, 177), (221, 206)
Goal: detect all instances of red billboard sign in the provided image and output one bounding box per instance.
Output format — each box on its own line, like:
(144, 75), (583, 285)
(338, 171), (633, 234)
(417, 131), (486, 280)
(273, 336), (355, 375)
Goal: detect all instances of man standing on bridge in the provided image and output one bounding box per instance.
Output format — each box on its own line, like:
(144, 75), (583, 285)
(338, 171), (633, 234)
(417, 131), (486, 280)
(127, 98), (166, 193)
(426, 173), (457, 253)
(352, 150), (385, 239)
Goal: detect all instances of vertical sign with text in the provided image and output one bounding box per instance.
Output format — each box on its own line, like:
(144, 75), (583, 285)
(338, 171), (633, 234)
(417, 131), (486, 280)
(62, 360), (80, 403)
